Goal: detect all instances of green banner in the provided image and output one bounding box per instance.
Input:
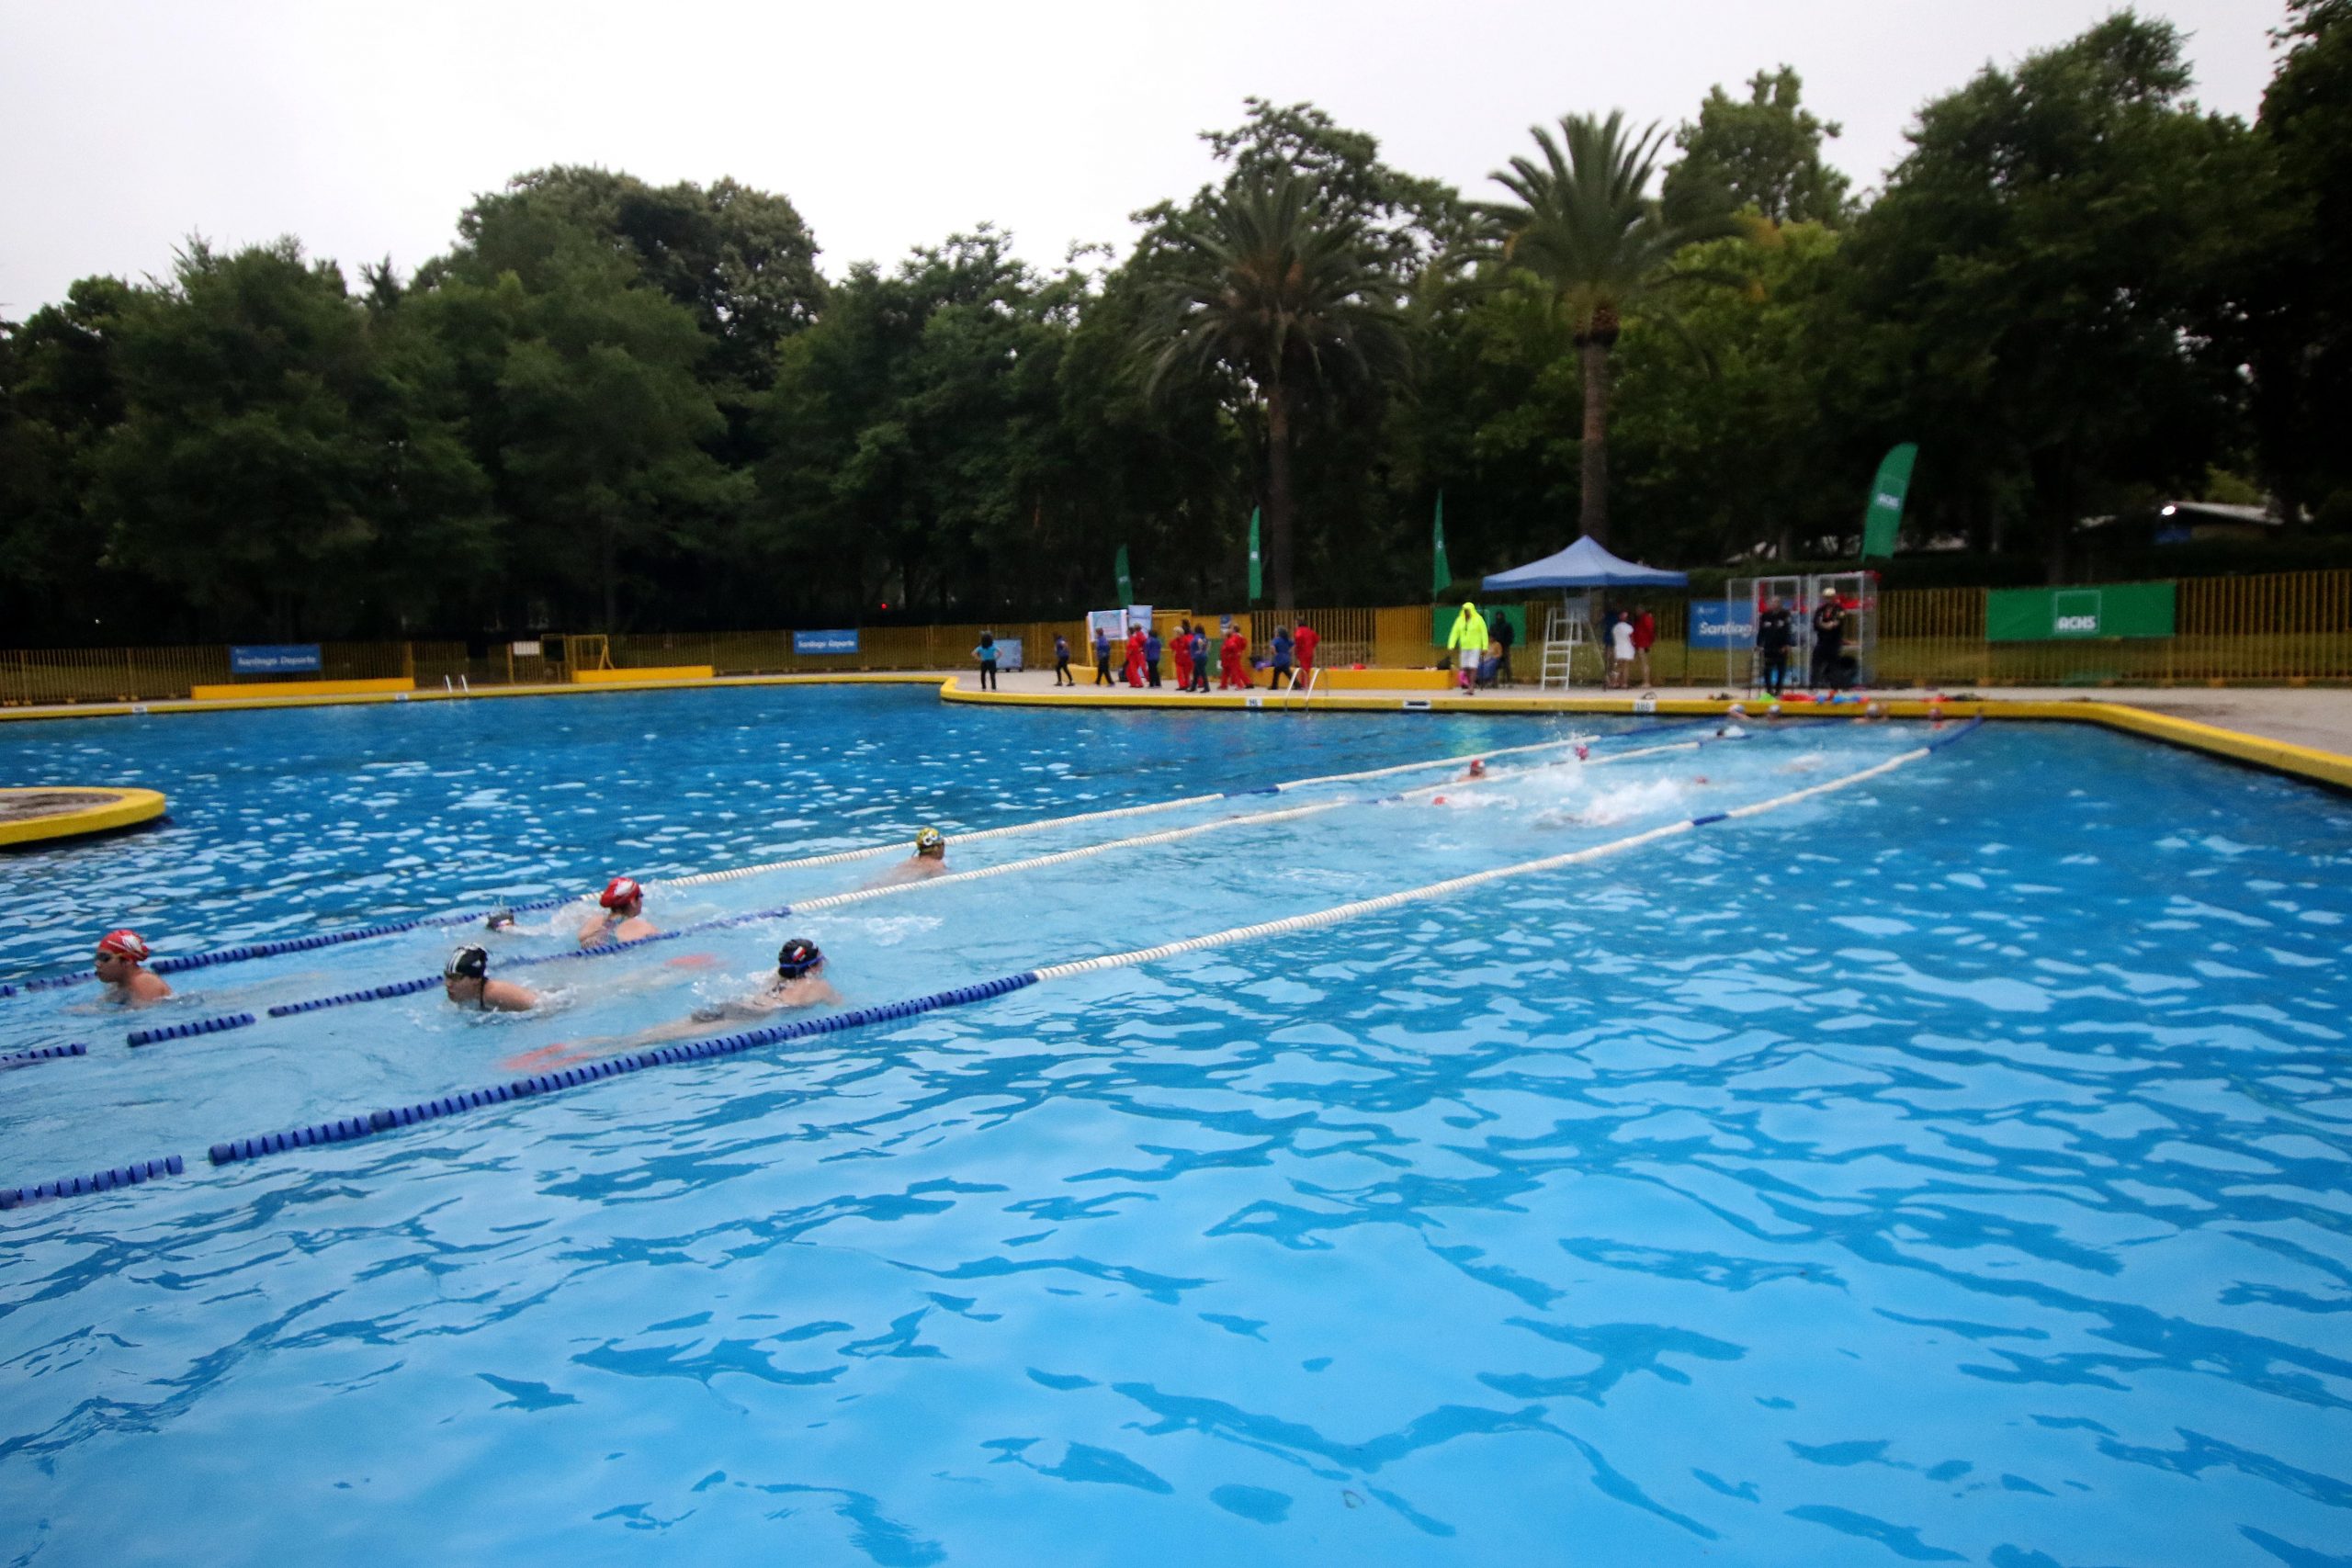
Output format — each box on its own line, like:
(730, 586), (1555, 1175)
(1986, 581), (2177, 641)
(1431, 491), (1452, 597)
(1247, 508), (1262, 603)
(1860, 443), (1917, 560)
(1114, 545), (1133, 606)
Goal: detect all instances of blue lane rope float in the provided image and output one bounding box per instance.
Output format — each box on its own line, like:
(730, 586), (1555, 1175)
(208, 973), (1046, 1168)
(127, 1012), (256, 1048)
(11, 727), (1986, 1213)
(0, 1155), (184, 1211)
(3, 729), (1625, 998)
(0, 1042), (89, 1067)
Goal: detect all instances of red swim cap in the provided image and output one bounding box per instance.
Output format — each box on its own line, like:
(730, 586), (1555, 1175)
(96, 929), (149, 962)
(599, 877), (642, 909)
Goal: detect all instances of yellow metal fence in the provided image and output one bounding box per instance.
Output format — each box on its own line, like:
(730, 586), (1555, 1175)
(5, 573), (2347, 705)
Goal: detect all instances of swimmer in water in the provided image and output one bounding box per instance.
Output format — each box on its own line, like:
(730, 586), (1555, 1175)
(485, 908), (517, 931)
(616, 939), (844, 1046)
(1860, 700), (1891, 724)
(443, 944), (539, 1012)
(580, 876), (657, 948)
(1462, 758), (1487, 781)
(876, 827), (949, 885)
(92, 929), (171, 1007)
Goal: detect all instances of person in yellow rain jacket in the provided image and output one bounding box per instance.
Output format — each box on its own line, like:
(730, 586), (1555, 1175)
(1446, 601), (1489, 691)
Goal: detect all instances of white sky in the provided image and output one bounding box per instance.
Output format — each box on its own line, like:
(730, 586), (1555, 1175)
(0, 0), (2286, 315)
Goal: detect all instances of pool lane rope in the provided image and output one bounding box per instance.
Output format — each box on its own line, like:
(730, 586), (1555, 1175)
(0, 1042), (88, 1068)
(0, 727), (1637, 999)
(0, 722), (1982, 1213)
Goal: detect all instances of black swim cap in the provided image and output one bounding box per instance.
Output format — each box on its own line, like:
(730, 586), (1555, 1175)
(776, 938), (822, 977)
(445, 945), (490, 981)
(484, 908), (515, 931)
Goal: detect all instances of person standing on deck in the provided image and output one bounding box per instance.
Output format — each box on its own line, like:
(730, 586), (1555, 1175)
(1445, 601), (1489, 692)
(1219, 624), (1250, 689)
(1293, 619), (1319, 689)
(1267, 626), (1295, 689)
(1811, 595), (1848, 690)
(1632, 605), (1657, 687)
(1123, 624), (1147, 687)
(1190, 626), (1213, 692)
(1490, 613), (1515, 685)
(1092, 626), (1114, 685)
(1053, 633), (1073, 686)
(1608, 612), (1636, 688)
(1757, 597), (1793, 696)
(1144, 626), (1164, 687)
(1170, 622), (1193, 690)
(973, 632), (1000, 692)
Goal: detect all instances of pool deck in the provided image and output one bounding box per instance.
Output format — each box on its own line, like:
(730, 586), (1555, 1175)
(2, 667), (2347, 790)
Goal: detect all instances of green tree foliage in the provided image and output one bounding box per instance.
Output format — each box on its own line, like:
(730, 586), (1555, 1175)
(2246, 0), (2352, 525)
(410, 221), (744, 631)
(1835, 13), (2266, 576)
(88, 240), (491, 638)
(1138, 172), (1408, 611)
(1478, 111), (1741, 548)
(1662, 67), (1853, 227)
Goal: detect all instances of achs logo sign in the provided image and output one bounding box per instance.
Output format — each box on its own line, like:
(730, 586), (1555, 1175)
(2052, 590), (2101, 637)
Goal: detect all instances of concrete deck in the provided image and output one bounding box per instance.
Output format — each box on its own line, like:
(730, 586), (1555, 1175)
(959, 668), (2352, 753)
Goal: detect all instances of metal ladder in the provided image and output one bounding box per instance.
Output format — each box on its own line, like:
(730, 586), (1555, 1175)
(1539, 606), (1584, 690)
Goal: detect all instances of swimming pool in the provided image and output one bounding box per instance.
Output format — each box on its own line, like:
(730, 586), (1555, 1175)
(4, 686), (2348, 1565)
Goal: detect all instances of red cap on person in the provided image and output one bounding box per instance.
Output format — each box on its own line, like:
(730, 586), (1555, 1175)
(96, 929), (150, 962)
(599, 877), (643, 909)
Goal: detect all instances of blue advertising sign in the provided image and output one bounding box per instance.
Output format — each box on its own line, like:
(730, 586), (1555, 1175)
(1688, 602), (1757, 650)
(230, 643), (322, 674)
(793, 629), (860, 655)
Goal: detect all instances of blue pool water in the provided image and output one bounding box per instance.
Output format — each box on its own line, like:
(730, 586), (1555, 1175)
(3, 687), (2349, 1566)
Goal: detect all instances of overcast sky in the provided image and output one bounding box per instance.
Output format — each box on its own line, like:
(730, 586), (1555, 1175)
(0, 0), (2285, 316)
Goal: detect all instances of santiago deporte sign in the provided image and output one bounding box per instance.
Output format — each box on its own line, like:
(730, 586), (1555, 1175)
(1688, 601), (1758, 650)
(792, 629), (861, 655)
(229, 644), (322, 674)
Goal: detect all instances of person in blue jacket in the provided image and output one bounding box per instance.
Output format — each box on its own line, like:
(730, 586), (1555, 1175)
(1144, 626), (1164, 687)
(1268, 626), (1295, 689)
(973, 631), (1000, 691)
(1092, 626), (1114, 685)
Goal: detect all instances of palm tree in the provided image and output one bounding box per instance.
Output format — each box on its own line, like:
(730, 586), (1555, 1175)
(1141, 172), (1406, 612)
(1483, 111), (1739, 547)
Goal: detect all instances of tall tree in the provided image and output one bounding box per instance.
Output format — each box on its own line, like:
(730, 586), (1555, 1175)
(1662, 67), (1853, 227)
(90, 240), (491, 638)
(2245, 0), (2352, 526)
(1480, 111), (1739, 548)
(1837, 12), (2264, 576)
(1139, 171), (1407, 612)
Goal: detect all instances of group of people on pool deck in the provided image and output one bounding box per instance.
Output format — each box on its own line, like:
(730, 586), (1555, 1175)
(1066, 618), (1322, 692)
(85, 827), (956, 1032)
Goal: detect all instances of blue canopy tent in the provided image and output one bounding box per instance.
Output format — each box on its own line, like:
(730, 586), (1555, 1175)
(1481, 536), (1688, 592)
(1482, 537), (1687, 687)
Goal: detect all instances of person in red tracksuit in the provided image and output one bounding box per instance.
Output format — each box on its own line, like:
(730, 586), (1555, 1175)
(1292, 619), (1319, 688)
(1219, 626), (1249, 689)
(1171, 621), (1194, 690)
(1124, 626), (1146, 687)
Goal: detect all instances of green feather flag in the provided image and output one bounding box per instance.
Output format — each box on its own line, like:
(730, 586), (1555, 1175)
(1114, 545), (1133, 605)
(1431, 491), (1452, 598)
(1247, 508), (1262, 603)
(1860, 445), (1917, 560)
